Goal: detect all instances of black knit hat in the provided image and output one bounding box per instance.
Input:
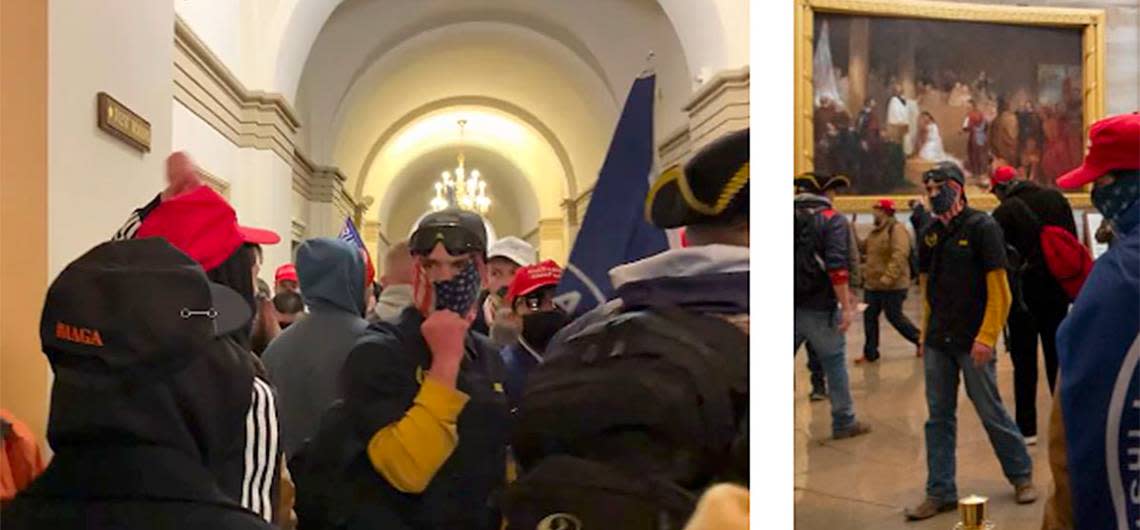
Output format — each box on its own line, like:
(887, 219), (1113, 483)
(646, 129), (749, 229)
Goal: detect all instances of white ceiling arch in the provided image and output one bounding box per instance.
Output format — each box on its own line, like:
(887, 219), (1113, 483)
(263, 0), (745, 239)
(266, 0), (746, 104)
(354, 95), (579, 201)
(309, 19), (625, 210)
(383, 143), (536, 242)
(364, 106), (565, 230)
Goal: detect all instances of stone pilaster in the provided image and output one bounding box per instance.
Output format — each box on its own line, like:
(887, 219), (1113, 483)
(658, 66), (749, 168)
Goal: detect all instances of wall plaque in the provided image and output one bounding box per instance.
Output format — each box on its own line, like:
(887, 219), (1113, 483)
(97, 92), (151, 152)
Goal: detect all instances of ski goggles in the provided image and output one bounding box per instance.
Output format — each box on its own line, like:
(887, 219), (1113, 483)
(409, 224), (485, 256)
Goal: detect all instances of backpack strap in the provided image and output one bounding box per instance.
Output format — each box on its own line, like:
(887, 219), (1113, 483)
(1007, 196), (1048, 266)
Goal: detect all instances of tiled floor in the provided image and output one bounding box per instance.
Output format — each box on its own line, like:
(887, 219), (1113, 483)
(794, 288), (1053, 529)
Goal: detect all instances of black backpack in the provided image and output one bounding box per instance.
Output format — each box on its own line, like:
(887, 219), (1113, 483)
(506, 307), (748, 530)
(502, 455), (697, 530)
(795, 206), (830, 298)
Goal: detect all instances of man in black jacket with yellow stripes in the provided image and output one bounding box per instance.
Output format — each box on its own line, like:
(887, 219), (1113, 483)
(298, 209), (508, 530)
(906, 163), (1036, 521)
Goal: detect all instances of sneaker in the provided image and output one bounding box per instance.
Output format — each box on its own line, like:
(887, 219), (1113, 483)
(833, 421), (872, 440)
(809, 388), (828, 402)
(1014, 481), (1038, 504)
(904, 497), (957, 521)
(1024, 435), (1038, 446)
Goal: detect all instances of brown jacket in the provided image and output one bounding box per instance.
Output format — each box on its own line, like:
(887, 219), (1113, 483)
(860, 218), (911, 291)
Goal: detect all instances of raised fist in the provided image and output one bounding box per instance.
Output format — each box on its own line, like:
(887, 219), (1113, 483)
(422, 310), (469, 369)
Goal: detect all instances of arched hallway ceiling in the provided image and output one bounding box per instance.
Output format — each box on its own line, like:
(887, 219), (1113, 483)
(307, 20), (622, 204)
(291, 0), (696, 219)
(268, 0), (744, 105)
(382, 144), (535, 242)
(367, 107), (559, 230)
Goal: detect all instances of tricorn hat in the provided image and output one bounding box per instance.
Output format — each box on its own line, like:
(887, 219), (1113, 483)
(794, 172), (850, 195)
(646, 129), (749, 229)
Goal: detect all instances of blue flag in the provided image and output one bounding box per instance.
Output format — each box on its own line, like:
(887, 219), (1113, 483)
(338, 216), (375, 274)
(554, 74), (667, 316)
(338, 217), (365, 249)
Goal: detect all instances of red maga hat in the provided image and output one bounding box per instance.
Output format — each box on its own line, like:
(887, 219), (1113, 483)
(990, 166), (1017, 190)
(1057, 113), (1140, 189)
(275, 263), (298, 284)
(135, 186), (280, 271)
(505, 260), (563, 305)
(872, 199), (896, 213)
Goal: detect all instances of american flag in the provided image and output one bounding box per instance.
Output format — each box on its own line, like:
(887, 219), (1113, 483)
(338, 217), (376, 285)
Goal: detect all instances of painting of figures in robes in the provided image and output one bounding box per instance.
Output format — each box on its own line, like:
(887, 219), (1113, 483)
(806, 13), (1087, 196)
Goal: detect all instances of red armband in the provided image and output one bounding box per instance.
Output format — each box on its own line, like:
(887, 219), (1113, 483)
(828, 269), (849, 286)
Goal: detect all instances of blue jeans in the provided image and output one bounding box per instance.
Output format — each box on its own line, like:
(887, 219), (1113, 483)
(806, 345), (826, 392)
(923, 343), (1033, 502)
(794, 307), (856, 433)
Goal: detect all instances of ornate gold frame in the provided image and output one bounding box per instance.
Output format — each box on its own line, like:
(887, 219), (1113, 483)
(794, 0), (1105, 211)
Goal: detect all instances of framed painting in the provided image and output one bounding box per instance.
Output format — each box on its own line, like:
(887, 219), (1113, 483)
(794, 0), (1105, 211)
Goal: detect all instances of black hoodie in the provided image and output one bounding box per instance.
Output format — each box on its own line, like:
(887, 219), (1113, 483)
(1, 240), (272, 530)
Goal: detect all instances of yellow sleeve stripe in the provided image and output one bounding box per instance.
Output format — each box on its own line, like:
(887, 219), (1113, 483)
(366, 377), (470, 493)
(975, 269), (1012, 348)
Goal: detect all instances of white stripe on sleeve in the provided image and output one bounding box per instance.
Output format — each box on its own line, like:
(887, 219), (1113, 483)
(241, 386), (257, 510)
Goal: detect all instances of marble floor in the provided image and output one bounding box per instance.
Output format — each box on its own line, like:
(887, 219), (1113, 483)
(795, 288), (1054, 529)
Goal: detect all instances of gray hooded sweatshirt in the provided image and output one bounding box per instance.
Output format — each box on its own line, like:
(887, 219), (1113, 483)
(262, 238), (369, 459)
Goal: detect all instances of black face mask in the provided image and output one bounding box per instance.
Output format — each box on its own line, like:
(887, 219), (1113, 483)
(930, 184), (959, 214)
(521, 311), (570, 353)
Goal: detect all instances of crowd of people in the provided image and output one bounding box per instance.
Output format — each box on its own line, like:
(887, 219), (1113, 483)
(815, 67), (1085, 194)
(2, 104), (1135, 529)
(0, 130), (752, 530)
(794, 112), (1139, 527)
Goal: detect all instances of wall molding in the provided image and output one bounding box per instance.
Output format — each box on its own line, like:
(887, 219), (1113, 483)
(658, 124), (691, 170)
(197, 167), (231, 198)
(290, 149), (356, 219)
(173, 16), (361, 219)
(563, 186), (594, 227)
(658, 66), (750, 167)
(173, 16), (300, 162)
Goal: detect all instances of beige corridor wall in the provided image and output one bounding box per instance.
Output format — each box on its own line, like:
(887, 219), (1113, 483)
(172, 8), (299, 275)
(48, 0), (175, 277)
(1, 0), (51, 440)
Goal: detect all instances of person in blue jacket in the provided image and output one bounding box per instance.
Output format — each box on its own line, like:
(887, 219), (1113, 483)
(1048, 113), (1139, 529)
(498, 260), (567, 412)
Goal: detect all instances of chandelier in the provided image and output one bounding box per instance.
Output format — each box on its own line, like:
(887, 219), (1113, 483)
(430, 119), (491, 214)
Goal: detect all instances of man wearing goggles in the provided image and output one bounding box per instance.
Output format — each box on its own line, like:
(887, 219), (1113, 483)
(907, 162), (1035, 521)
(317, 208), (508, 530)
